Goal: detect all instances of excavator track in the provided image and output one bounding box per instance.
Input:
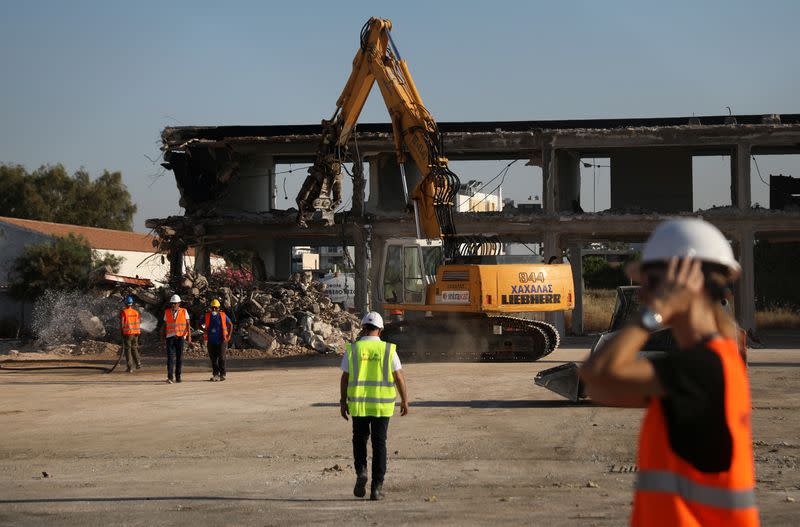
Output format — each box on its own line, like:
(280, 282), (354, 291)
(382, 314), (560, 363)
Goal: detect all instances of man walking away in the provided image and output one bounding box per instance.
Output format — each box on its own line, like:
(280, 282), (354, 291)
(340, 311), (409, 501)
(203, 299), (233, 382)
(161, 294), (191, 384)
(120, 296), (142, 373)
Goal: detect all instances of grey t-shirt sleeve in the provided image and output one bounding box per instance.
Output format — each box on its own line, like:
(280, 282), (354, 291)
(341, 349), (349, 372)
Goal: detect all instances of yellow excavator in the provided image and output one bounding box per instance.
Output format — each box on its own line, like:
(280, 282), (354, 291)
(297, 18), (575, 361)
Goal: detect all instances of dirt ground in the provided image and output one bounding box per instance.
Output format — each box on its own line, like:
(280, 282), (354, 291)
(0, 336), (798, 526)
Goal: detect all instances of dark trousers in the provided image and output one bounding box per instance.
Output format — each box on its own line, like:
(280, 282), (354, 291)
(352, 416), (390, 485)
(166, 336), (184, 381)
(123, 334), (141, 369)
(207, 341), (227, 377)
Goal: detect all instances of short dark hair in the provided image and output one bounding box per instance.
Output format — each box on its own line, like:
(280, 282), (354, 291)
(362, 323), (381, 332)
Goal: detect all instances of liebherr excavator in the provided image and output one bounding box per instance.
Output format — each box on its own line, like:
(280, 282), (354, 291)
(296, 18), (575, 361)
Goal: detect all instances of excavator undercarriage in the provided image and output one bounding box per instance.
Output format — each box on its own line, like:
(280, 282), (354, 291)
(382, 314), (560, 362)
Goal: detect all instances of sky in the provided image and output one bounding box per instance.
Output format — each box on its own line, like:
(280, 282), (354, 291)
(1, 0), (798, 232)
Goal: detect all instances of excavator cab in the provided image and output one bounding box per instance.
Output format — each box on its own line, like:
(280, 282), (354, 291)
(379, 238), (443, 307)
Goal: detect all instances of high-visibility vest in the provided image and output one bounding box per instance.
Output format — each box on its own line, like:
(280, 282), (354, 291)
(632, 337), (758, 526)
(203, 311), (231, 342)
(346, 340), (397, 418)
(164, 308), (190, 338)
(120, 307), (141, 335)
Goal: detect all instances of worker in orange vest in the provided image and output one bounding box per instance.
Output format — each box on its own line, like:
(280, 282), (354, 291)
(580, 218), (758, 526)
(120, 295), (142, 373)
(161, 294), (192, 384)
(202, 299), (233, 382)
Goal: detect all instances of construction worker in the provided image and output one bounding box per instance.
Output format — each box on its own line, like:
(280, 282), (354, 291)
(203, 299), (233, 382)
(579, 218), (758, 526)
(161, 294), (191, 384)
(120, 296), (142, 373)
(340, 311), (409, 501)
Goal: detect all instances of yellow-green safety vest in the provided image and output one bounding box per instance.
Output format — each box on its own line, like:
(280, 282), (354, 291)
(346, 340), (397, 417)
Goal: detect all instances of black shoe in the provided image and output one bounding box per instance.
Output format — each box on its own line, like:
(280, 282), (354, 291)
(135, 364), (142, 370)
(370, 484), (384, 501)
(353, 473), (368, 498)
(175, 378), (182, 383)
(219, 375), (226, 381)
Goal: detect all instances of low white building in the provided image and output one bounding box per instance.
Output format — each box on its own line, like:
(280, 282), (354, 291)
(456, 182), (503, 212)
(0, 216), (206, 285)
(0, 216), (224, 333)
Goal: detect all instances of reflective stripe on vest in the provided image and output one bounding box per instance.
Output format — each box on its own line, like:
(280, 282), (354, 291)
(632, 337), (758, 526)
(636, 470), (756, 509)
(121, 308), (141, 335)
(203, 311), (230, 342)
(165, 308), (189, 338)
(346, 340), (397, 417)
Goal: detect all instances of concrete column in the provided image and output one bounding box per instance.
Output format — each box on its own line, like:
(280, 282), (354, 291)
(168, 245), (184, 287)
(253, 239), (278, 279)
(352, 159), (370, 315)
(569, 244), (584, 335)
(734, 228), (756, 333)
(731, 143), (752, 209)
(543, 231), (560, 262)
(556, 150), (581, 212)
(369, 233), (386, 312)
(193, 245), (211, 276)
(542, 144), (556, 215)
(268, 165), (277, 210)
(273, 239), (292, 279)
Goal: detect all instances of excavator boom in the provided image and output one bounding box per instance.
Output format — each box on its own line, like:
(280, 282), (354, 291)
(296, 18), (463, 256)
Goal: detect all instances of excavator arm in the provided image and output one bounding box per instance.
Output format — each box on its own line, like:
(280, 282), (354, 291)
(296, 18), (469, 258)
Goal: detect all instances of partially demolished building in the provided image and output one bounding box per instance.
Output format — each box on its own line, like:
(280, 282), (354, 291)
(148, 113), (800, 335)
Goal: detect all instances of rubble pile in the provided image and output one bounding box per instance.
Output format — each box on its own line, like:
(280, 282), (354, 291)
(26, 269), (360, 358)
(125, 270), (360, 357)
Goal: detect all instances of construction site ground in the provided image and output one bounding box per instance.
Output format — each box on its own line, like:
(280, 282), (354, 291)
(1, 334), (798, 526)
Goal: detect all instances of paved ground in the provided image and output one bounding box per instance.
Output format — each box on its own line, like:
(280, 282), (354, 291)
(0, 338), (798, 526)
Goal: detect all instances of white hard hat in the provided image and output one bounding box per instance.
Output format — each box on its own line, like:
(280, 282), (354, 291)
(641, 218), (741, 279)
(361, 311), (384, 329)
(169, 294), (182, 303)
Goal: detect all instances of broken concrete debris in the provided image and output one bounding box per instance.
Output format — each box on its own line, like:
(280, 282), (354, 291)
(26, 269), (360, 358)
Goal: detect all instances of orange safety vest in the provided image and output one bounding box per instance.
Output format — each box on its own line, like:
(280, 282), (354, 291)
(164, 308), (190, 338)
(632, 337), (758, 526)
(120, 307), (141, 335)
(203, 311), (231, 342)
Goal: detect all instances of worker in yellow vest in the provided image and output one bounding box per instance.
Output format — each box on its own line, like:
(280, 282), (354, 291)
(161, 294), (192, 384)
(340, 311), (409, 501)
(580, 218), (758, 526)
(120, 295), (142, 373)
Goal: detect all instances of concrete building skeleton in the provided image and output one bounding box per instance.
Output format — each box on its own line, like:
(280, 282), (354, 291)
(149, 113), (800, 335)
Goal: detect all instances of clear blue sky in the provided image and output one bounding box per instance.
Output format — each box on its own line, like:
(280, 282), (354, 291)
(1, 0), (798, 230)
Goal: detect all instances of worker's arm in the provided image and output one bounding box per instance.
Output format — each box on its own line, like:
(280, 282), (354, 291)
(340, 372), (350, 420)
(579, 256), (704, 407)
(579, 325), (661, 407)
(393, 369), (409, 416)
(185, 311), (192, 344)
(226, 318), (234, 342)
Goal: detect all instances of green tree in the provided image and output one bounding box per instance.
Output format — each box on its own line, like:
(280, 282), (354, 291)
(0, 164), (137, 230)
(8, 234), (121, 300)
